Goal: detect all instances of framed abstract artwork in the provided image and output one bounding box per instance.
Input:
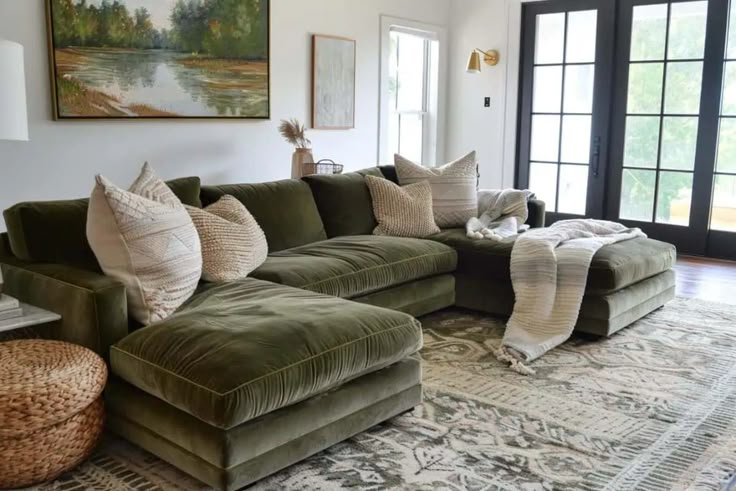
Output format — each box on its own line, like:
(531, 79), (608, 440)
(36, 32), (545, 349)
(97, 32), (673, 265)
(312, 34), (356, 129)
(45, 0), (270, 119)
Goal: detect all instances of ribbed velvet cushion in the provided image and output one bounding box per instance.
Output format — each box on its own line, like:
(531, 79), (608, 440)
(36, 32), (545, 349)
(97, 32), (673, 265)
(2, 177), (202, 271)
(251, 235), (457, 298)
(110, 278), (423, 429)
(302, 168), (383, 238)
(200, 180), (326, 252)
(586, 238), (677, 294)
(428, 230), (674, 294)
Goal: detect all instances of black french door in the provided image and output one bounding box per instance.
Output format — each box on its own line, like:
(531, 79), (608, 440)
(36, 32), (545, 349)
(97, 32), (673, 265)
(518, 0), (616, 222)
(518, 0), (736, 259)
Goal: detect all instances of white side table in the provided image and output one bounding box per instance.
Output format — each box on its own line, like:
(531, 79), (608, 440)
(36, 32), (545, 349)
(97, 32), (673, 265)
(0, 303), (61, 335)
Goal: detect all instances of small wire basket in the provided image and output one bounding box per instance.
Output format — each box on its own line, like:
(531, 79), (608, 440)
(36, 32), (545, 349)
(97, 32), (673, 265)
(303, 159), (344, 176)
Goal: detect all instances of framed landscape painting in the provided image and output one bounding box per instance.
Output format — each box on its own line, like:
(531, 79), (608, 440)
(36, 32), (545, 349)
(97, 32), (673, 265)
(45, 0), (270, 119)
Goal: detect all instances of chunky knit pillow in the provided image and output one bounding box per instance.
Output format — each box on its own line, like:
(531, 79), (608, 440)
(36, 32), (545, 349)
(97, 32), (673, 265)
(395, 151), (478, 228)
(186, 196), (268, 283)
(365, 175), (440, 238)
(86, 163), (202, 325)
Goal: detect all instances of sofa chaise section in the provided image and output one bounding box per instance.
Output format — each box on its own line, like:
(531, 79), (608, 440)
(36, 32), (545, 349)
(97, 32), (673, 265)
(428, 229), (677, 336)
(108, 278), (423, 490)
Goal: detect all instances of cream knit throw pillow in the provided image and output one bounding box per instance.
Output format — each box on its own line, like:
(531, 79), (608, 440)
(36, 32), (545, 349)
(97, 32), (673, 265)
(395, 151), (478, 228)
(186, 196), (268, 283)
(87, 163), (202, 325)
(365, 175), (440, 238)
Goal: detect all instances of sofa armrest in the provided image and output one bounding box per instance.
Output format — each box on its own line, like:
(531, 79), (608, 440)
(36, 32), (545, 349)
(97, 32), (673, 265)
(526, 199), (546, 229)
(0, 260), (128, 359)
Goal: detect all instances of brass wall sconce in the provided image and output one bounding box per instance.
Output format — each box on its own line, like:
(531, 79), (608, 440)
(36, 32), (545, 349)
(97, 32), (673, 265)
(466, 49), (500, 73)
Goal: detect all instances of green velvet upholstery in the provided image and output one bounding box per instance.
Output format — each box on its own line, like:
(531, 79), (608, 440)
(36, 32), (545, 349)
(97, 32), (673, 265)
(251, 235), (457, 298)
(106, 358), (421, 491)
(428, 229), (674, 294)
(2, 177), (202, 271)
(200, 179), (326, 252)
(302, 168), (383, 237)
(577, 270), (677, 336)
(166, 176), (204, 209)
(353, 274), (455, 318)
(105, 357), (420, 470)
(0, 259), (127, 358)
(111, 278), (422, 429)
(586, 238), (677, 294)
(526, 199), (546, 229)
(452, 265), (676, 338)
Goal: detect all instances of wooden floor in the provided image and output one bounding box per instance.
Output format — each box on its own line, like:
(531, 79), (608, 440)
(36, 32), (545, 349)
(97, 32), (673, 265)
(675, 256), (736, 305)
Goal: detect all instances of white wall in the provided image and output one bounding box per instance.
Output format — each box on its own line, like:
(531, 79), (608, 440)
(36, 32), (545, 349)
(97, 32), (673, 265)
(0, 0), (451, 230)
(446, 0), (529, 190)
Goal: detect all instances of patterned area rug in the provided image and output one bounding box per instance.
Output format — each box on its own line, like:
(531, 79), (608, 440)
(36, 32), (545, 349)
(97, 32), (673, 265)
(32, 298), (736, 491)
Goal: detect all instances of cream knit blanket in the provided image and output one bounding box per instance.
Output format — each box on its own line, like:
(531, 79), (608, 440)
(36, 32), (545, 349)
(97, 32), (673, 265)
(497, 219), (646, 374)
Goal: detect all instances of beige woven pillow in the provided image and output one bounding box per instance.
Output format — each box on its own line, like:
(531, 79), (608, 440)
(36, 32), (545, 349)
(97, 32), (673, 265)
(395, 151), (478, 228)
(186, 196), (268, 283)
(365, 175), (440, 238)
(87, 163), (202, 325)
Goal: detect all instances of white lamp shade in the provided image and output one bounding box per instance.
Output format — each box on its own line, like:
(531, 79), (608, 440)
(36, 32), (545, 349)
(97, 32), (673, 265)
(0, 40), (29, 141)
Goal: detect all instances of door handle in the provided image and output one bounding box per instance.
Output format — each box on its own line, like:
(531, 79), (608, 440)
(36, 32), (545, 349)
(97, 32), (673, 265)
(592, 136), (601, 178)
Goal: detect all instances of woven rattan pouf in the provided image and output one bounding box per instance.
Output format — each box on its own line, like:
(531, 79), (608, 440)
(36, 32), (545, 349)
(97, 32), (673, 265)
(0, 340), (107, 488)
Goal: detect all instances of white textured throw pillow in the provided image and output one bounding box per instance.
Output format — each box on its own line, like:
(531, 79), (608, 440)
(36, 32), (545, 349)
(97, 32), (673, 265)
(186, 196), (268, 283)
(87, 163), (202, 325)
(395, 152), (478, 228)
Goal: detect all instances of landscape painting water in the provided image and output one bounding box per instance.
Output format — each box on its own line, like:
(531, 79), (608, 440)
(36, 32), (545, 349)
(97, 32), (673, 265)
(47, 0), (269, 119)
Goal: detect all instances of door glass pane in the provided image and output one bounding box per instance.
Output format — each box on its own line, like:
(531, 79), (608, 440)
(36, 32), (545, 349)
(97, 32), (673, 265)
(660, 117), (698, 170)
(630, 4), (668, 62)
(664, 62), (703, 114)
(566, 10), (597, 63)
(667, 1), (708, 60)
(388, 113), (400, 156)
(722, 62), (736, 116)
(529, 163), (559, 211)
(621, 169), (656, 221)
(717, 118), (736, 172)
(711, 175), (736, 232)
(624, 116), (660, 168)
(396, 34), (426, 112)
(627, 63), (664, 114)
(535, 13), (565, 64)
(530, 115), (561, 161)
(533, 66), (563, 113)
(398, 114), (423, 163)
(563, 64), (595, 113)
(560, 115), (592, 163)
(656, 172), (693, 225)
(558, 165), (588, 214)
(729, 1), (736, 58)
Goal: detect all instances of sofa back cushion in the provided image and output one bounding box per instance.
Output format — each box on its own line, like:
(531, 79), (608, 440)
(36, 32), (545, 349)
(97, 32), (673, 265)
(200, 179), (326, 252)
(303, 168), (384, 237)
(3, 176), (202, 271)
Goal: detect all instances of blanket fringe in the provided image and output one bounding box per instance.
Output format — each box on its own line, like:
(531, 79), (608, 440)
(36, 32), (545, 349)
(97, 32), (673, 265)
(494, 346), (536, 376)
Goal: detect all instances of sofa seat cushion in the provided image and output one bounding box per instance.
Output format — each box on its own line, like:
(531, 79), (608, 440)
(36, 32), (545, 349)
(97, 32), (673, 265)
(110, 278), (422, 430)
(428, 229), (675, 294)
(250, 235), (457, 298)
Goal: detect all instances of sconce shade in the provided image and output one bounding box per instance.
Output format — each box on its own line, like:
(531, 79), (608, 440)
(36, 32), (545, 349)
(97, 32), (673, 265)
(0, 40), (29, 141)
(466, 51), (481, 73)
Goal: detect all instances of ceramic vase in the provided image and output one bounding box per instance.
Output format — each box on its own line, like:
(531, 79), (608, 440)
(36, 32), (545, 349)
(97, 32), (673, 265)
(291, 148), (314, 179)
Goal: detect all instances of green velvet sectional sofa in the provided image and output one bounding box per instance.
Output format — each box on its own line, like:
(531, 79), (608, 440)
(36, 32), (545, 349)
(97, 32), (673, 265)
(0, 166), (676, 490)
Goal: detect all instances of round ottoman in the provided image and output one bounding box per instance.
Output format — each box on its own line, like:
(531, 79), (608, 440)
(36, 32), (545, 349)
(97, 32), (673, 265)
(0, 340), (107, 488)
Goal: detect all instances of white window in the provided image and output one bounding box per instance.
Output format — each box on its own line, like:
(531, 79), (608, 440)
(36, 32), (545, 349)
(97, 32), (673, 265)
(379, 17), (446, 166)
